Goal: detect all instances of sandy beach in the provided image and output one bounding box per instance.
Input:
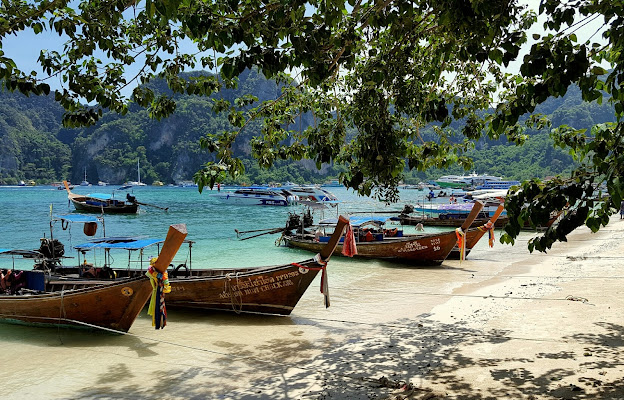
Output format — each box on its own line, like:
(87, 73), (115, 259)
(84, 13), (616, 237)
(2, 216), (624, 399)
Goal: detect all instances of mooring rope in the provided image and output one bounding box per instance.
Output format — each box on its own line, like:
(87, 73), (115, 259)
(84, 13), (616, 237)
(224, 272), (243, 314)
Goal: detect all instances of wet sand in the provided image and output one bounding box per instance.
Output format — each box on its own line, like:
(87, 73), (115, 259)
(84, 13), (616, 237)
(2, 217), (624, 399)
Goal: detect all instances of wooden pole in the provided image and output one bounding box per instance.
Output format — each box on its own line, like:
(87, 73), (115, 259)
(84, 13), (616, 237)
(488, 204), (505, 224)
(459, 201), (485, 232)
(319, 215), (349, 261)
(135, 200), (169, 211)
(152, 224), (188, 274)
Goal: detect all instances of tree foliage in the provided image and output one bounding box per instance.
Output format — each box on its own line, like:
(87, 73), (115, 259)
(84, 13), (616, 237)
(1, 0), (624, 250)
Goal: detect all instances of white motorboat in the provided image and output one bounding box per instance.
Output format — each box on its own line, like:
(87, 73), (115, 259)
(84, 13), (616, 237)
(280, 186), (338, 203)
(211, 187), (295, 206)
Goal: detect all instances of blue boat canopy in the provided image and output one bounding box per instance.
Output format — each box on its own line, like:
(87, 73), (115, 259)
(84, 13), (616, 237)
(319, 216), (399, 227)
(86, 193), (116, 200)
(0, 249), (43, 257)
(74, 237), (164, 251)
(54, 214), (100, 223)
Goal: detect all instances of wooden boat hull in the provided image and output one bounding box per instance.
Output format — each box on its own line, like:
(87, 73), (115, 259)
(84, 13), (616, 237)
(0, 277), (152, 332)
(166, 261), (321, 315)
(284, 231), (460, 265)
(70, 198), (139, 214)
(49, 259), (325, 316)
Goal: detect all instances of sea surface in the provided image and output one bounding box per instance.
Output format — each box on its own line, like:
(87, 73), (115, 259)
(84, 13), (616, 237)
(0, 185), (454, 269)
(0, 184), (509, 399)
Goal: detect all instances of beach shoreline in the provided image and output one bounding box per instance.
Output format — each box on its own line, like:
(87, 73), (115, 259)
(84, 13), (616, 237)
(397, 216), (624, 399)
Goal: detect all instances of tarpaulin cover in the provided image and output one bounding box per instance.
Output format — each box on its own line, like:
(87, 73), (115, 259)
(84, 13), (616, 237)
(74, 238), (163, 251)
(319, 216), (398, 227)
(54, 214), (100, 223)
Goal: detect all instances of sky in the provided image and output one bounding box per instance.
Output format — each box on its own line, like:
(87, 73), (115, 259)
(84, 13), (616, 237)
(0, 0), (610, 98)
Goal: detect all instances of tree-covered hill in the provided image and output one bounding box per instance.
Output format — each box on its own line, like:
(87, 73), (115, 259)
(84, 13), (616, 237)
(0, 71), (616, 186)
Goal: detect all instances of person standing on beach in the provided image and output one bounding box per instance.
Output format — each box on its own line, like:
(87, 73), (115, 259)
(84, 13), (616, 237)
(620, 200), (624, 219)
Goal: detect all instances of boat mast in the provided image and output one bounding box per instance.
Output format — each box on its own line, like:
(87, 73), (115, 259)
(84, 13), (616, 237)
(137, 159), (140, 184)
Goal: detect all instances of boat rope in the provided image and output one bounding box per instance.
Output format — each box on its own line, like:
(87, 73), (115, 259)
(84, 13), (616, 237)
(29, 318), (438, 394)
(224, 272), (243, 314)
(291, 254), (330, 307)
(325, 285), (597, 304)
(274, 232), (284, 247)
(145, 262), (170, 330)
(477, 221), (495, 247)
(455, 227), (466, 262)
(58, 287), (66, 343)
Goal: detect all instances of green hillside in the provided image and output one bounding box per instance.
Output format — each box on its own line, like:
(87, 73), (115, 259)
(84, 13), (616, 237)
(0, 72), (616, 186)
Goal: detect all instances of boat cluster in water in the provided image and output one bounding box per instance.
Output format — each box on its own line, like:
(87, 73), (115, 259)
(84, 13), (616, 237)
(1, 176), (529, 335)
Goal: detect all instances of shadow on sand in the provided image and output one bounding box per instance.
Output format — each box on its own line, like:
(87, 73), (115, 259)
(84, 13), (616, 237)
(3, 308), (620, 399)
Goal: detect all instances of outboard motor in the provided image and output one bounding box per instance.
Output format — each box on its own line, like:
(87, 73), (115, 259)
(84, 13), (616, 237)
(401, 204), (414, 215)
(303, 209), (314, 227)
(285, 213), (302, 232)
(38, 238), (65, 260)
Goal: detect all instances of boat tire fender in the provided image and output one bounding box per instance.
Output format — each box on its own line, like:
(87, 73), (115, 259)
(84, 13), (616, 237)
(102, 266), (116, 280)
(172, 263), (190, 278)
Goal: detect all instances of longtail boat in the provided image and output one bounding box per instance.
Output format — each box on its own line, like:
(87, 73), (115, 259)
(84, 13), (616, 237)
(0, 224), (187, 332)
(63, 180), (139, 214)
(282, 202), (484, 265)
(447, 204), (505, 260)
(43, 215), (349, 315)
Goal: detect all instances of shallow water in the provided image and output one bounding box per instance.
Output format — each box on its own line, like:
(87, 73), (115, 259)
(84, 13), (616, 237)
(0, 185), (509, 399)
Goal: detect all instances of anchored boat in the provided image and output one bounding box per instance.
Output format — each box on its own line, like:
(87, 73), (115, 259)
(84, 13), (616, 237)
(282, 202), (485, 265)
(211, 186), (295, 206)
(0, 224), (187, 332)
(40, 215), (349, 315)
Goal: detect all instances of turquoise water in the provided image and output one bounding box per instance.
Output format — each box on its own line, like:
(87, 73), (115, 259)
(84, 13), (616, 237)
(0, 184), (519, 399)
(0, 185), (449, 269)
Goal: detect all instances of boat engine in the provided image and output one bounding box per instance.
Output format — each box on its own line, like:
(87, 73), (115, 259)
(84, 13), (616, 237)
(285, 213), (302, 231)
(302, 209), (313, 227)
(285, 210), (314, 232)
(401, 204), (414, 215)
(38, 238), (65, 259)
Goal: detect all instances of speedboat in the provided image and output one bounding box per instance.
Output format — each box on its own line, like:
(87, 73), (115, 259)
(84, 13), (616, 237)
(211, 186), (295, 206)
(280, 186), (338, 203)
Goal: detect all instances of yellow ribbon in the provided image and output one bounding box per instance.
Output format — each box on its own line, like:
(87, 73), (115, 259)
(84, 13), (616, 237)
(145, 259), (171, 328)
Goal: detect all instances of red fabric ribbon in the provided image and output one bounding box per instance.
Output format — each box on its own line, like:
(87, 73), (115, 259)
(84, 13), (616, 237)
(341, 223), (358, 257)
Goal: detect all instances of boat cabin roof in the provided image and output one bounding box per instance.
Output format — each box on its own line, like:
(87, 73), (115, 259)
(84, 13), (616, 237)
(54, 214), (101, 223)
(234, 187), (283, 196)
(74, 237), (163, 251)
(0, 249), (44, 258)
(320, 216), (399, 227)
(86, 193), (120, 200)
(74, 237), (195, 251)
